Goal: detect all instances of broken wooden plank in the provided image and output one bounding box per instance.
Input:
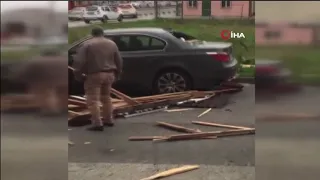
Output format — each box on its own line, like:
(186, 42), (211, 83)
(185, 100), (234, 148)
(165, 108), (193, 112)
(69, 95), (86, 101)
(192, 121), (251, 129)
(129, 136), (166, 141)
(165, 129), (255, 141)
(68, 99), (87, 106)
(111, 88), (140, 105)
(128, 135), (217, 141)
(156, 121), (200, 133)
(140, 165), (199, 180)
(68, 110), (83, 116)
(197, 108), (212, 118)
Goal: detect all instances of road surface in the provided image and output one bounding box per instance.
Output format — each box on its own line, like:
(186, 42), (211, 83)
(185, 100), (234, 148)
(68, 84), (255, 180)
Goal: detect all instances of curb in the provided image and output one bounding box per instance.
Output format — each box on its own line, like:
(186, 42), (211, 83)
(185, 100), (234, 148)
(232, 77), (255, 84)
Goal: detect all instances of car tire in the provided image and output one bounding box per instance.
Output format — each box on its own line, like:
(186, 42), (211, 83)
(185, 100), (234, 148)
(153, 70), (192, 94)
(101, 15), (108, 23)
(117, 15), (123, 22)
(84, 19), (90, 24)
(132, 14), (138, 18)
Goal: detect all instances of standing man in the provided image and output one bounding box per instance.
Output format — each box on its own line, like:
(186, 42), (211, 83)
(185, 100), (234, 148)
(73, 27), (123, 132)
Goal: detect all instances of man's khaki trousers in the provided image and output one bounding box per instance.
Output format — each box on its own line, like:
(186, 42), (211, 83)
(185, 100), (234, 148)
(84, 72), (115, 126)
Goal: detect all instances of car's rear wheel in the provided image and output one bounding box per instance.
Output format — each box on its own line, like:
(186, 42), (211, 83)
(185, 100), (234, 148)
(101, 15), (108, 23)
(84, 19), (90, 24)
(153, 70), (192, 94)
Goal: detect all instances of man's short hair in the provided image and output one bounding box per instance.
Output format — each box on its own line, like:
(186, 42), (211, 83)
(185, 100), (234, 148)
(91, 27), (104, 37)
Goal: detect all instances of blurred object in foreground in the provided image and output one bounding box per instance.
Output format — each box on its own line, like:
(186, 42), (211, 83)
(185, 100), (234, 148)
(255, 1), (320, 180)
(255, 1), (320, 88)
(1, 2), (68, 179)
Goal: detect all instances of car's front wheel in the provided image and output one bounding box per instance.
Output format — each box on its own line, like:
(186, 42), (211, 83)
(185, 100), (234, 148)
(84, 19), (90, 24)
(153, 70), (192, 94)
(101, 15), (108, 23)
(117, 15), (123, 22)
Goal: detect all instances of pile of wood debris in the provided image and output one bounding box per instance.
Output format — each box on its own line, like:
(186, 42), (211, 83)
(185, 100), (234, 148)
(68, 85), (242, 126)
(0, 82), (244, 127)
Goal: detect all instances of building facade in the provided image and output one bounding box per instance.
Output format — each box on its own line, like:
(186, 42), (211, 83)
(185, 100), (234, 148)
(255, 1), (320, 45)
(183, 0), (254, 18)
(68, 1), (92, 10)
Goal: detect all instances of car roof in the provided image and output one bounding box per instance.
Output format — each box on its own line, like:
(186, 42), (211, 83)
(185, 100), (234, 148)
(103, 27), (167, 34)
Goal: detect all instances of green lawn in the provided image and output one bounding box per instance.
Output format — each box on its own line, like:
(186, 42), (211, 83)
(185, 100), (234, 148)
(256, 46), (320, 84)
(69, 19), (255, 76)
(1, 44), (69, 63)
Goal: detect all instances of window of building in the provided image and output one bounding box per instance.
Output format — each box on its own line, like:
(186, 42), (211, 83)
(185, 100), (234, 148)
(188, 0), (198, 8)
(264, 30), (282, 39)
(221, 0), (231, 8)
(110, 35), (166, 51)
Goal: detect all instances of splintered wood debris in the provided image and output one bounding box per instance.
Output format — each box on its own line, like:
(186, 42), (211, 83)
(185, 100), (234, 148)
(129, 121), (255, 142)
(0, 82), (244, 127)
(140, 165), (199, 180)
(66, 86), (242, 126)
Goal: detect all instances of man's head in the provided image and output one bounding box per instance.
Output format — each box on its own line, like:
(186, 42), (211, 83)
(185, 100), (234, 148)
(91, 27), (104, 37)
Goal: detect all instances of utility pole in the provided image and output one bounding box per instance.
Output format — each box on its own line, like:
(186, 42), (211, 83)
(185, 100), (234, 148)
(154, 0), (158, 19)
(181, 0), (184, 20)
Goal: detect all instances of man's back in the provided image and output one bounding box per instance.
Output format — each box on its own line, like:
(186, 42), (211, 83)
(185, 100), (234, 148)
(82, 37), (121, 75)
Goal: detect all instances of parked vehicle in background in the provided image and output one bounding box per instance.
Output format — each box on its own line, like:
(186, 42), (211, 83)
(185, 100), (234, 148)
(158, 1), (172, 7)
(83, 5), (123, 24)
(68, 7), (86, 21)
(140, 1), (154, 8)
(130, 1), (143, 8)
(68, 28), (238, 95)
(255, 59), (293, 90)
(117, 3), (138, 18)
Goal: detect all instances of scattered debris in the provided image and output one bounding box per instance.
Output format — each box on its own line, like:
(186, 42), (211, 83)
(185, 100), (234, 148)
(0, 78), (244, 128)
(156, 121), (201, 133)
(197, 108), (212, 118)
(140, 165), (199, 180)
(68, 141), (74, 146)
(192, 121), (250, 129)
(124, 107), (167, 118)
(129, 121), (255, 142)
(165, 108), (193, 112)
(84, 141), (91, 145)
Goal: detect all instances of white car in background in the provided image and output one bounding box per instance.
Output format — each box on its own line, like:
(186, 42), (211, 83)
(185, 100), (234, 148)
(158, 1), (172, 7)
(68, 7), (86, 21)
(140, 1), (154, 8)
(117, 3), (138, 18)
(130, 1), (143, 8)
(83, 5), (123, 24)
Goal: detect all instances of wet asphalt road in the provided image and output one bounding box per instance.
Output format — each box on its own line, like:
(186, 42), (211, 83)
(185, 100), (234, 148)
(255, 86), (320, 180)
(2, 85), (319, 180)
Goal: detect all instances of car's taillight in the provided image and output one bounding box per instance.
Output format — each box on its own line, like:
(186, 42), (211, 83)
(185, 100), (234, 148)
(206, 52), (230, 62)
(256, 66), (279, 73)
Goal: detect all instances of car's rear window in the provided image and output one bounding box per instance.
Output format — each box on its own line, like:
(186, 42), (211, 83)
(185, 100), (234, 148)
(118, 4), (132, 9)
(171, 31), (196, 41)
(86, 6), (98, 11)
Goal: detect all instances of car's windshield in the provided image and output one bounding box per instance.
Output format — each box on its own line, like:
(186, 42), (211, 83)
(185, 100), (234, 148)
(86, 6), (98, 11)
